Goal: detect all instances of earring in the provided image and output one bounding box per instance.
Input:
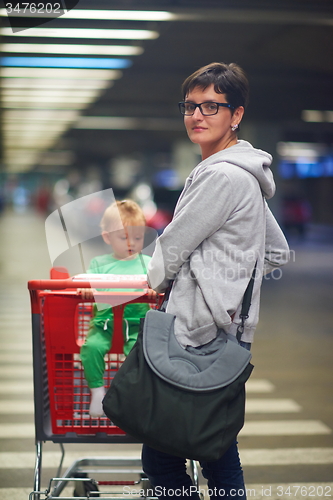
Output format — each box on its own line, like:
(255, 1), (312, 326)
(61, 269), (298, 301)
(231, 124), (239, 131)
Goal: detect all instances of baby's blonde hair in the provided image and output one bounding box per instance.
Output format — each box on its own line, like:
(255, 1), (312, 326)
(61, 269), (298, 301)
(100, 199), (146, 232)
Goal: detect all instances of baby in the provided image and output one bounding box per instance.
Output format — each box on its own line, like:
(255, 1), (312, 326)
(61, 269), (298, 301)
(79, 200), (155, 417)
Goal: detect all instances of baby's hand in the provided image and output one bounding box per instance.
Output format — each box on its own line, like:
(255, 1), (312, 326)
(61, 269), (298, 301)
(77, 288), (95, 300)
(145, 288), (158, 301)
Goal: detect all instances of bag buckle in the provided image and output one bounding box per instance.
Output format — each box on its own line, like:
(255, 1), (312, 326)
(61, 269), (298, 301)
(236, 314), (248, 342)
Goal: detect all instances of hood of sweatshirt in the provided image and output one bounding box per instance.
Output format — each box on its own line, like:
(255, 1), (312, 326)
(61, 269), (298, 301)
(200, 140), (275, 199)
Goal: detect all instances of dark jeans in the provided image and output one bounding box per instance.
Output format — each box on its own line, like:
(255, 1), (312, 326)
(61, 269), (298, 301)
(141, 341), (251, 500)
(142, 440), (246, 500)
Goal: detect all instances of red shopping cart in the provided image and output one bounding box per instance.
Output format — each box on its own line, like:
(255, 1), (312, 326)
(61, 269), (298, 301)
(28, 272), (201, 499)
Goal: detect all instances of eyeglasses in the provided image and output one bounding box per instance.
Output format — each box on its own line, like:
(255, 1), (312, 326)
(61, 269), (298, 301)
(178, 101), (234, 116)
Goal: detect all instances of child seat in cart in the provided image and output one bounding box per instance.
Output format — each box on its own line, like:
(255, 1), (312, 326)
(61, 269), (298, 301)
(28, 270), (200, 500)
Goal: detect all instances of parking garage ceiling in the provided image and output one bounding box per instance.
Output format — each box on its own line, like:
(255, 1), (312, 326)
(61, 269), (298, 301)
(1, 0), (333, 172)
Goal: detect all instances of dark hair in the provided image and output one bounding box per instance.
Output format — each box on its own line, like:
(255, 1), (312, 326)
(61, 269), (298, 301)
(181, 62), (249, 111)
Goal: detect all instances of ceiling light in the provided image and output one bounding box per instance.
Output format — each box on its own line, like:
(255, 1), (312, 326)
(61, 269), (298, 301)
(3, 95), (96, 102)
(76, 116), (141, 130)
(3, 88), (100, 97)
(4, 130), (65, 138)
(1, 67), (122, 79)
(63, 9), (175, 21)
(2, 86), (104, 109)
(3, 102), (87, 109)
(1, 6), (331, 26)
(0, 8), (175, 21)
(1, 43), (144, 56)
(302, 110), (325, 122)
(277, 142), (326, 159)
(39, 151), (75, 166)
(0, 16), (146, 174)
(5, 150), (40, 159)
(1, 78), (112, 89)
(1, 56), (132, 69)
(4, 123), (69, 131)
(4, 109), (79, 121)
(302, 110), (333, 123)
(5, 163), (37, 173)
(75, 116), (184, 131)
(4, 132), (70, 142)
(0, 27), (159, 40)
(5, 133), (61, 142)
(5, 138), (57, 148)
(326, 111), (333, 122)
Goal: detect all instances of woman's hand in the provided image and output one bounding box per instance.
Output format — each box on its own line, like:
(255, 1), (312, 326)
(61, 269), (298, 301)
(76, 288), (95, 300)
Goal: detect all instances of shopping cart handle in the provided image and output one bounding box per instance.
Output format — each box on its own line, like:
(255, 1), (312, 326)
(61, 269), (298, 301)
(28, 276), (149, 290)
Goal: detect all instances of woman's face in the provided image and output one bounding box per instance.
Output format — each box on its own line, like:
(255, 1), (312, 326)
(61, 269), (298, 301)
(183, 84), (244, 159)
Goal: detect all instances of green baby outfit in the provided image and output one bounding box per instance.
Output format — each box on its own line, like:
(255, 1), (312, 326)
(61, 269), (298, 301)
(80, 253), (151, 388)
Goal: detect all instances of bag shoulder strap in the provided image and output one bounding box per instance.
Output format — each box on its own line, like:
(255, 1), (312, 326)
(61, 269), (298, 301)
(158, 282), (173, 312)
(236, 262), (257, 342)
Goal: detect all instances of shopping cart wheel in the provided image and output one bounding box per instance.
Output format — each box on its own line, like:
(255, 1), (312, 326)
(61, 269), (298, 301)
(73, 472), (100, 497)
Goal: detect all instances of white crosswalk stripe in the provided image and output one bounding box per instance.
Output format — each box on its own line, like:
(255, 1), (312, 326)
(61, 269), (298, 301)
(241, 448), (333, 465)
(0, 400), (34, 414)
(1, 448), (333, 469)
(241, 419), (332, 436)
(0, 381), (33, 394)
(0, 488), (33, 500)
(0, 366), (33, 377)
(0, 398), (303, 415)
(0, 424), (35, 439)
(0, 314), (31, 321)
(0, 398), (303, 416)
(245, 398), (302, 413)
(0, 419), (331, 439)
(0, 353), (32, 363)
(246, 379), (275, 393)
(0, 364), (33, 380)
(0, 343), (32, 352)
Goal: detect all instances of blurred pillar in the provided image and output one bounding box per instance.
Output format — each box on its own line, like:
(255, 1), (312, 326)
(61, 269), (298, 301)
(241, 121), (283, 219)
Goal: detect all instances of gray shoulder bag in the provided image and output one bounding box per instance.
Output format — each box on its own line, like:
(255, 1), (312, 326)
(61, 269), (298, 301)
(103, 266), (256, 462)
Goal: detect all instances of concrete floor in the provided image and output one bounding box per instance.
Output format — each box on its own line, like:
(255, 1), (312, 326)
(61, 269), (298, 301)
(0, 209), (332, 499)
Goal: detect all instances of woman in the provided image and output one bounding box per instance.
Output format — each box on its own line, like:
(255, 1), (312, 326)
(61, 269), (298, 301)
(143, 62), (290, 500)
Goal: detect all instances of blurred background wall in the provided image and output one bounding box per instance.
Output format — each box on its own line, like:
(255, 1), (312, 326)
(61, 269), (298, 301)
(0, 0), (333, 246)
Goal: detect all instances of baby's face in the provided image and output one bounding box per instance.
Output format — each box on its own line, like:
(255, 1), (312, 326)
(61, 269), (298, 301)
(103, 225), (145, 260)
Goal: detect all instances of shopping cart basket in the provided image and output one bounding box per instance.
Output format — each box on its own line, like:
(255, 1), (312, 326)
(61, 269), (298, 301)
(28, 273), (200, 500)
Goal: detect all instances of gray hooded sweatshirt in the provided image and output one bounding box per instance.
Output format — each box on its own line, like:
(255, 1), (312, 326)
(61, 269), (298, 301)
(148, 140), (290, 347)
